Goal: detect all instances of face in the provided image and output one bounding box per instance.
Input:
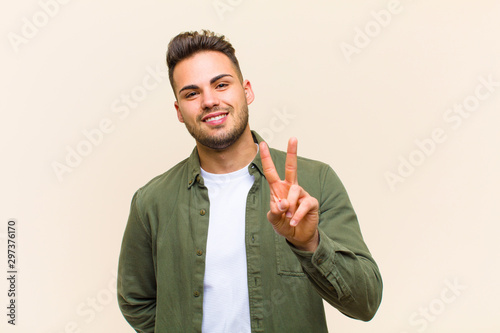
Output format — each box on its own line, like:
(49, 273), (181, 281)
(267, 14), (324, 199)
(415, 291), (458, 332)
(173, 51), (254, 150)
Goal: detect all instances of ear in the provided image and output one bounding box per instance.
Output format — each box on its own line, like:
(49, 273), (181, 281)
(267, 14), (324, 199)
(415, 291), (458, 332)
(243, 80), (255, 105)
(174, 101), (184, 123)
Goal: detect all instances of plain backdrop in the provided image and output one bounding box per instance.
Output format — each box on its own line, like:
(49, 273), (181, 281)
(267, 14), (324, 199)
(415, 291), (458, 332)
(2, 1), (499, 332)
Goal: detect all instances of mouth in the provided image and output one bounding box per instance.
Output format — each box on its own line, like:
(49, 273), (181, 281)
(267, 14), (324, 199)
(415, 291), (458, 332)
(202, 111), (228, 123)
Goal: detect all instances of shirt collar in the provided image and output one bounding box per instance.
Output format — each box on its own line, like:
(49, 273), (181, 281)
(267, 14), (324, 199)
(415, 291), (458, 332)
(186, 130), (267, 188)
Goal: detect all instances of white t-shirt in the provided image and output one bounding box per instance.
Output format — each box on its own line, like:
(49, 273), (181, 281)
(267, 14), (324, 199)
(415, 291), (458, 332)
(200, 164), (254, 333)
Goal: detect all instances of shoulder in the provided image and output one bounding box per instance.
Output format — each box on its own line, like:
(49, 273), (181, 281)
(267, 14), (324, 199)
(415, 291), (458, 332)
(268, 146), (331, 178)
(266, 146), (347, 203)
(134, 157), (191, 206)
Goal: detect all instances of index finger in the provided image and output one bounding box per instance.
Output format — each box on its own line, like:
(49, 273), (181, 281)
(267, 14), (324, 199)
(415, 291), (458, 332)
(285, 137), (298, 185)
(259, 141), (281, 186)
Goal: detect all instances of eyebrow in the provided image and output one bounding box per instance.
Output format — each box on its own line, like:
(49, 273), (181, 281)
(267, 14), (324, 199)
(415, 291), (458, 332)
(178, 74), (233, 95)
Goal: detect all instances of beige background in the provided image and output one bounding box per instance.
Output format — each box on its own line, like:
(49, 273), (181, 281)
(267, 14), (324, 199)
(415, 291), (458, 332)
(2, 0), (500, 332)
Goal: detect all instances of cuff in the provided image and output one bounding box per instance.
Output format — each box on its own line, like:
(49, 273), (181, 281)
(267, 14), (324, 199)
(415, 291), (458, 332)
(287, 228), (337, 275)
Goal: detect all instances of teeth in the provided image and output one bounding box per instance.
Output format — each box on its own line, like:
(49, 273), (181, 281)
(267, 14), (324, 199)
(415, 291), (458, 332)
(205, 114), (227, 122)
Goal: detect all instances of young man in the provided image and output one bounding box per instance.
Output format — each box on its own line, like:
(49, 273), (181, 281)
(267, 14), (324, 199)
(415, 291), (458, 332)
(118, 30), (382, 333)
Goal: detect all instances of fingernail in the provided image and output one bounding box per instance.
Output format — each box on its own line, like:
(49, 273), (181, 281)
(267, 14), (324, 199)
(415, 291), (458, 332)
(278, 201), (285, 211)
(290, 219), (297, 226)
(285, 211), (292, 218)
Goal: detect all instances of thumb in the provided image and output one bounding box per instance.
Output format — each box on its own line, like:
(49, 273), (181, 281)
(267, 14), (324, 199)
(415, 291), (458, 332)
(267, 198), (289, 224)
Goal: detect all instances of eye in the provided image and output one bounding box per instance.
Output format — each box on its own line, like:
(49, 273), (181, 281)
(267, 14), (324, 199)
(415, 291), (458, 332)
(216, 82), (228, 89)
(185, 91), (197, 99)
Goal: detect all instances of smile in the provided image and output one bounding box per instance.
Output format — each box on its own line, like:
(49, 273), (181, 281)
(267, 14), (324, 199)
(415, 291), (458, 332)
(203, 113), (228, 122)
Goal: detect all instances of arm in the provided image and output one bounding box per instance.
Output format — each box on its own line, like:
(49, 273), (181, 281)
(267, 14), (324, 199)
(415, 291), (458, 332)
(259, 139), (382, 321)
(288, 166), (382, 321)
(117, 191), (157, 332)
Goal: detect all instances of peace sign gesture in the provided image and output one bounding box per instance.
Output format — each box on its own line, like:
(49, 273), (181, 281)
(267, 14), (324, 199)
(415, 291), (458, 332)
(259, 138), (319, 252)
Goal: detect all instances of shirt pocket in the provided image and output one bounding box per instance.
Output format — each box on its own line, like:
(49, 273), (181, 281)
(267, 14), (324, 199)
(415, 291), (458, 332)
(274, 234), (306, 277)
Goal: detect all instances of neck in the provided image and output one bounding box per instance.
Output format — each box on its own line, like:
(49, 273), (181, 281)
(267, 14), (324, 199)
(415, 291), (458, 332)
(196, 127), (257, 174)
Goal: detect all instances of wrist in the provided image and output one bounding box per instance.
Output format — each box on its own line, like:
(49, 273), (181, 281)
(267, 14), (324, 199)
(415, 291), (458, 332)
(288, 230), (319, 252)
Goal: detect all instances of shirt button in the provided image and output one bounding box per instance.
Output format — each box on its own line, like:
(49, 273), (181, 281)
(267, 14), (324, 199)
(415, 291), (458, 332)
(196, 175), (201, 182)
(200, 209), (206, 216)
(188, 179), (193, 185)
(317, 258), (323, 264)
(196, 250), (203, 256)
(193, 291), (200, 297)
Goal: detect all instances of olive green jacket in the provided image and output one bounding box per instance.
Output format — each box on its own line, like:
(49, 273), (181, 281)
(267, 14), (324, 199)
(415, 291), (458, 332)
(117, 131), (382, 332)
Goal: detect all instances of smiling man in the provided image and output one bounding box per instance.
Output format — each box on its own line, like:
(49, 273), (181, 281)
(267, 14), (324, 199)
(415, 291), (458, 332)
(117, 30), (382, 333)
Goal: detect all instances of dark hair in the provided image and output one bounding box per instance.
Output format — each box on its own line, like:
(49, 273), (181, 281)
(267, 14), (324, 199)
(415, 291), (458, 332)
(166, 30), (243, 92)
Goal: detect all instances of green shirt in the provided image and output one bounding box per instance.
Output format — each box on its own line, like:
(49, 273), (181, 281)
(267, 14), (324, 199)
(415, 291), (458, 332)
(117, 131), (382, 332)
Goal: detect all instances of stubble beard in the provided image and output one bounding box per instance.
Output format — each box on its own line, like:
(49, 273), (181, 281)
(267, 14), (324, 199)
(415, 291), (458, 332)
(184, 105), (249, 150)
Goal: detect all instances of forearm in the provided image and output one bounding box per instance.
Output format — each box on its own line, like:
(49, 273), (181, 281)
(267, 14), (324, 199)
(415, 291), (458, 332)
(289, 228), (382, 321)
(286, 164), (383, 320)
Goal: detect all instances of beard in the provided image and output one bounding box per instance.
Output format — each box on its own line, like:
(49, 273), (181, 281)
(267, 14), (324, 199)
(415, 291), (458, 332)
(183, 104), (249, 150)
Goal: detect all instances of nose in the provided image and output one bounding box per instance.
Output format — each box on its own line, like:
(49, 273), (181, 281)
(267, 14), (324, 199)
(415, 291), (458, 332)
(201, 89), (220, 110)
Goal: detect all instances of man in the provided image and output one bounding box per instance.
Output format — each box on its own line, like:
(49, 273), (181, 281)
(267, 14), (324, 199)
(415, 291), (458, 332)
(118, 30), (382, 333)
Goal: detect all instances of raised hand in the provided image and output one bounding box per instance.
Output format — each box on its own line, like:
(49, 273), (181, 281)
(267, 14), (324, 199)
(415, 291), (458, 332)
(259, 138), (319, 252)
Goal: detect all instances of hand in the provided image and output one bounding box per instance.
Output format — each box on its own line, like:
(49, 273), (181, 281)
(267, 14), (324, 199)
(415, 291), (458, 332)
(259, 137), (319, 252)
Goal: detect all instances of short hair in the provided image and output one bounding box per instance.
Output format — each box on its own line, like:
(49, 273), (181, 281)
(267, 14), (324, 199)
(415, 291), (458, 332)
(166, 30), (243, 93)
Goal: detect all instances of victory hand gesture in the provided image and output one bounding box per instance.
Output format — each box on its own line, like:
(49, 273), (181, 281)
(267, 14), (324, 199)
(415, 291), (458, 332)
(259, 138), (319, 252)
